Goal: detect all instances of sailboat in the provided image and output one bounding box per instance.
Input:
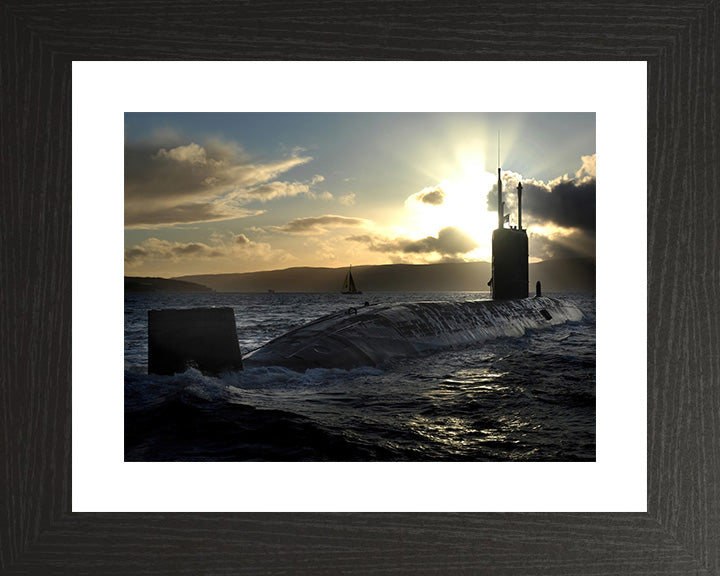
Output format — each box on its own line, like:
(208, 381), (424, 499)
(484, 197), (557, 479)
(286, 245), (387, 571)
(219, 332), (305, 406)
(341, 265), (362, 294)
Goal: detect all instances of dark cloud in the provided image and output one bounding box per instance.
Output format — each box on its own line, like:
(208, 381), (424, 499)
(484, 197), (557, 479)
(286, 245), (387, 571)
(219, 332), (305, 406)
(125, 140), (244, 204)
(124, 139), (313, 227)
(486, 163), (595, 234)
(347, 226), (478, 257)
(124, 239), (223, 265)
(405, 185), (446, 207)
(173, 243), (208, 256)
(124, 234), (268, 266)
(271, 215), (370, 234)
(404, 226), (478, 254)
(528, 229), (596, 260)
(524, 178), (596, 232)
(124, 247), (148, 265)
(417, 186), (445, 205)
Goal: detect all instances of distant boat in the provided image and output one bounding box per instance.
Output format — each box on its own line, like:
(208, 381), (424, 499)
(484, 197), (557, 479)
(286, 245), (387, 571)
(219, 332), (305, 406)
(341, 266), (362, 294)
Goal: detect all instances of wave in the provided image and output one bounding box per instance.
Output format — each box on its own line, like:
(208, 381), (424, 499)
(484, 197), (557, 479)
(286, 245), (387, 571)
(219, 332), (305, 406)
(124, 368), (393, 462)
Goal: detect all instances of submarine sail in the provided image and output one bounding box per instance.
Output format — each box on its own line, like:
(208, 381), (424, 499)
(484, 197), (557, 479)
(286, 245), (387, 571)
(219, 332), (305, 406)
(491, 163), (528, 299)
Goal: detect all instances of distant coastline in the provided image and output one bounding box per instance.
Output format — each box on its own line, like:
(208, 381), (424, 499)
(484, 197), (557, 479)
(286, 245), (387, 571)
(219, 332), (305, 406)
(124, 276), (213, 293)
(137, 258), (595, 293)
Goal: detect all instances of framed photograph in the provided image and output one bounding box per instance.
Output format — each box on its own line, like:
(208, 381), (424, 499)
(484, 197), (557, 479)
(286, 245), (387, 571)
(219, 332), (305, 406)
(3, 2), (717, 573)
(121, 110), (599, 466)
(77, 62), (643, 513)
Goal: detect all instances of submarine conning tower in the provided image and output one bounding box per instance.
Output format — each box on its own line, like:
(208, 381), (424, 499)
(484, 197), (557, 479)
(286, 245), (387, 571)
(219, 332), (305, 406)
(491, 169), (528, 300)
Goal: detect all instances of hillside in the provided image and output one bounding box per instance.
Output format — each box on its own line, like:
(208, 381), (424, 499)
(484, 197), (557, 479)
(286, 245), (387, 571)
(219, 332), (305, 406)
(530, 258), (597, 293)
(124, 276), (213, 293)
(177, 258), (595, 293)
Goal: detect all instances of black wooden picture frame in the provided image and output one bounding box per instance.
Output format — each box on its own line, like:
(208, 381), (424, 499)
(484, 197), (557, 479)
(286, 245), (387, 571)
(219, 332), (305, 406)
(2, 2), (718, 574)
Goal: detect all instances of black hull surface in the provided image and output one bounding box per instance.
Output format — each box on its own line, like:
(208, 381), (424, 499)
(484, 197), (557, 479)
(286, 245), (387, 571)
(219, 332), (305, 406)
(243, 296), (582, 372)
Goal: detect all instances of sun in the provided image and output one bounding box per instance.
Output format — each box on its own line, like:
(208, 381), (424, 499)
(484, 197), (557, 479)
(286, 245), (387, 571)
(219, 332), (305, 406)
(399, 166), (499, 262)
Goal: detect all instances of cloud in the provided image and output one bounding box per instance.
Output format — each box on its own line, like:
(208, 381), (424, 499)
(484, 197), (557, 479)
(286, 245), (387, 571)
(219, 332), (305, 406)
(338, 193), (356, 206)
(576, 153), (596, 181)
(124, 233), (287, 267)
(406, 185), (446, 206)
(237, 176), (333, 203)
(240, 181), (314, 202)
(528, 177), (596, 232)
(155, 142), (208, 165)
(528, 228), (596, 260)
(486, 156), (596, 234)
(404, 227), (478, 254)
(124, 247), (149, 265)
(347, 226), (478, 257)
(124, 238), (226, 265)
(125, 138), (321, 228)
(125, 203), (265, 228)
(483, 155), (597, 260)
(269, 214), (372, 234)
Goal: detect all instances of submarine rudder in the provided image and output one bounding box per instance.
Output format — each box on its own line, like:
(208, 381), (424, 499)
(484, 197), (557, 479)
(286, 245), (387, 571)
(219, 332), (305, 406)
(148, 307), (243, 375)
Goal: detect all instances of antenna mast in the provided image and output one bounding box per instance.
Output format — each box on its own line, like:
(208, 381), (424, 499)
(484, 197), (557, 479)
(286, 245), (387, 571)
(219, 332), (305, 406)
(497, 132), (503, 229)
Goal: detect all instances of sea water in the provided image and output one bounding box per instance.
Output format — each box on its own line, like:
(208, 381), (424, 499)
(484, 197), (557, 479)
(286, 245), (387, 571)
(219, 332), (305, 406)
(124, 291), (595, 461)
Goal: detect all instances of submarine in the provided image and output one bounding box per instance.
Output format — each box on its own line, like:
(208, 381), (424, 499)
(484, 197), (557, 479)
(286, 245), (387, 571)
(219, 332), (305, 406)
(147, 163), (583, 375)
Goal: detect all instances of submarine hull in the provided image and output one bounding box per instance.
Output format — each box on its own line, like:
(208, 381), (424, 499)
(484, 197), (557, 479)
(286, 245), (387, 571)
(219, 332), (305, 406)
(243, 296), (582, 372)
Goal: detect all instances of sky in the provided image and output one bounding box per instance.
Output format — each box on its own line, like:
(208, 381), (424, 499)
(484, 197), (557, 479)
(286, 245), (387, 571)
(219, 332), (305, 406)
(124, 113), (596, 277)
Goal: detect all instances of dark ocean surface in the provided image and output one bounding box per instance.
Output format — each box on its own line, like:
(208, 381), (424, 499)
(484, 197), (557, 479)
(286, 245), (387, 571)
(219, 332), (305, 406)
(125, 291), (595, 461)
